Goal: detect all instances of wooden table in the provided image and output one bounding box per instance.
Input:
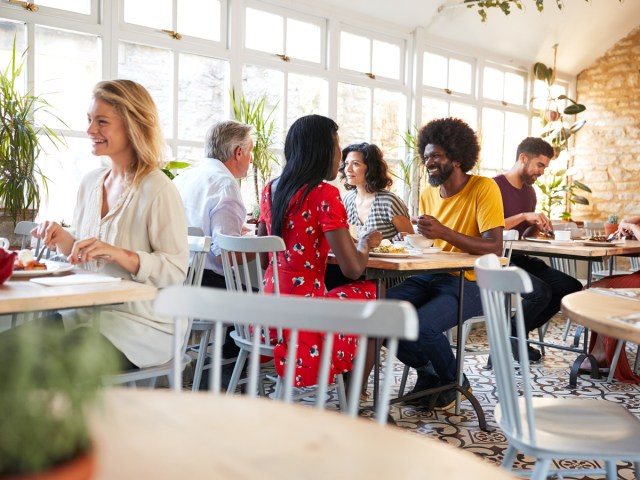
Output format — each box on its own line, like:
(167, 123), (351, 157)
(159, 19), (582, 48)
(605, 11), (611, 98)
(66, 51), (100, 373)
(0, 273), (157, 315)
(511, 239), (640, 286)
(0, 270), (157, 315)
(331, 250), (504, 431)
(511, 239), (640, 386)
(91, 389), (515, 480)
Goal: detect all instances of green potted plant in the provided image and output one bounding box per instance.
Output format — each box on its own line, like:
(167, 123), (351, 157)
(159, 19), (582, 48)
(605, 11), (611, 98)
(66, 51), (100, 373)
(604, 214), (619, 237)
(536, 168), (591, 221)
(0, 322), (118, 478)
(0, 38), (65, 245)
(393, 128), (423, 217)
(229, 88), (280, 214)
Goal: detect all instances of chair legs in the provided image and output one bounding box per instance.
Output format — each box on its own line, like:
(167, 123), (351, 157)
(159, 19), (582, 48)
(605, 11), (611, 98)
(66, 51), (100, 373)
(226, 349), (249, 395)
(530, 458), (552, 480)
(500, 444), (518, 470)
(562, 318), (572, 341)
(191, 328), (212, 391)
(605, 461), (617, 480)
(607, 339), (625, 383)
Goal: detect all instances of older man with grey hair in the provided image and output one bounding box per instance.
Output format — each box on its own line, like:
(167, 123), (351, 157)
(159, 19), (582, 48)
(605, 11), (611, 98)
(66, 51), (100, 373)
(174, 120), (254, 289)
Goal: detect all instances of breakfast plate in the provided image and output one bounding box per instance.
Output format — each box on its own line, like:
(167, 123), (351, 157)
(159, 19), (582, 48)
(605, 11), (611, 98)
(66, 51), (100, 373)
(370, 251), (411, 258)
(580, 239), (625, 247)
(11, 260), (74, 278)
(547, 239), (576, 246)
(418, 247), (443, 254)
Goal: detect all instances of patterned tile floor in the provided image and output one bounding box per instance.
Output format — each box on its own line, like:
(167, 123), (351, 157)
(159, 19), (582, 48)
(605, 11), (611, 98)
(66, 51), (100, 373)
(377, 315), (640, 480)
(185, 315), (640, 479)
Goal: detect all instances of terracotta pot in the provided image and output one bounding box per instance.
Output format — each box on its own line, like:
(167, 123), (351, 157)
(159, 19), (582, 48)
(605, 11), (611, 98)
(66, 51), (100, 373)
(2, 449), (95, 480)
(604, 223), (618, 237)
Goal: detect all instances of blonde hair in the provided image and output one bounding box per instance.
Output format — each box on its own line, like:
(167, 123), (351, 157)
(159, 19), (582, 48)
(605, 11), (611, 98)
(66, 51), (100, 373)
(92, 79), (165, 185)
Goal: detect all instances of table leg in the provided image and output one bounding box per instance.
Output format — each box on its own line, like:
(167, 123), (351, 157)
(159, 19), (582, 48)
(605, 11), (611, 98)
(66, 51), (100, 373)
(568, 325), (600, 388)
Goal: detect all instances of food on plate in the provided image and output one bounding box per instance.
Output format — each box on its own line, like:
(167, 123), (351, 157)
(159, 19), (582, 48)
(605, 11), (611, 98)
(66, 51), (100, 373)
(372, 245), (407, 254)
(586, 235), (608, 242)
(14, 250), (47, 271)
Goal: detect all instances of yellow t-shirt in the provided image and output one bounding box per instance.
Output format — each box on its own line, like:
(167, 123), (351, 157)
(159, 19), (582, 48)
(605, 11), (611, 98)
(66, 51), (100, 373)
(419, 175), (505, 281)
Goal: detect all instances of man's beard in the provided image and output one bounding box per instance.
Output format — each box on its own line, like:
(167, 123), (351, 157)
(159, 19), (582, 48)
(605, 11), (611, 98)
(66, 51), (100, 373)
(427, 163), (454, 187)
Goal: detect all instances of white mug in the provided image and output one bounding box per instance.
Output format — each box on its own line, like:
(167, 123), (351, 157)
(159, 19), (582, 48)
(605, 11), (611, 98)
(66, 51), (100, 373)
(554, 230), (571, 241)
(0, 237), (10, 250)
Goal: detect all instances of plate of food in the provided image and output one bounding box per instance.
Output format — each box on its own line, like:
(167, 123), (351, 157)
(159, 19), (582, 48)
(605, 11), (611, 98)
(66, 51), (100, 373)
(370, 245), (410, 258)
(11, 251), (74, 278)
(523, 237), (551, 243)
(548, 239), (576, 246)
(580, 239), (625, 247)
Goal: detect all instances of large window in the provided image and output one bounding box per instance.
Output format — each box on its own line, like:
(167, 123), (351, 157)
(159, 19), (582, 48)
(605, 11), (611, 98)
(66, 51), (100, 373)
(0, 0), (558, 221)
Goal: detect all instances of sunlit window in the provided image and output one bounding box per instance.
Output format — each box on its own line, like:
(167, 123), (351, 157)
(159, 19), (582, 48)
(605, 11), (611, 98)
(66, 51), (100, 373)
(124, 0), (222, 42)
(480, 108), (528, 173)
(287, 73), (328, 128)
(245, 7), (322, 64)
(482, 65), (527, 106)
(340, 30), (402, 81)
(36, 0), (91, 15)
(423, 51), (473, 96)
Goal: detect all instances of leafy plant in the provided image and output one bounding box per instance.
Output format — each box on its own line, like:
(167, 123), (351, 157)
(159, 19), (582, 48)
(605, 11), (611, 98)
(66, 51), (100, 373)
(607, 214), (619, 224)
(463, 0), (624, 22)
(0, 37), (65, 224)
(230, 88), (279, 209)
(0, 322), (118, 476)
(161, 159), (190, 180)
(536, 168), (591, 220)
(393, 128), (423, 216)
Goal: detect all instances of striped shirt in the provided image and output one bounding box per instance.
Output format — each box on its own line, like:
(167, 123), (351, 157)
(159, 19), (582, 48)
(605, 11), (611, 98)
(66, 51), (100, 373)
(343, 189), (410, 241)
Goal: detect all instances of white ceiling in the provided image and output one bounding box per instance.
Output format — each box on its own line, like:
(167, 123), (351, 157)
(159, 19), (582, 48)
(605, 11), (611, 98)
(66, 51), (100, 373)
(317, 0), (640, 76)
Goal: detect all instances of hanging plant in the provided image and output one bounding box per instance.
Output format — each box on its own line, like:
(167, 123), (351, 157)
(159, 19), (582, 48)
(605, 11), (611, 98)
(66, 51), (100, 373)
(463, 0), (624, 22)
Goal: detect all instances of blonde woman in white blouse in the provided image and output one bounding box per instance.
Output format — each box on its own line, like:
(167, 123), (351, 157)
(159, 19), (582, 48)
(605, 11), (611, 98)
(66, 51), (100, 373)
(33, 80), (189, 370)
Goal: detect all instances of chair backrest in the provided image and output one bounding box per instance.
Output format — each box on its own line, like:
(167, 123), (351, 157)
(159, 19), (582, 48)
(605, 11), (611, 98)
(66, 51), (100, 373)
(14, 221), (46, 256)
(474, 254), (538, 445)
(184, 235), (211, 287)
(217, 233), (285, 293)
(154, 286), (419, 424)
(502, 229), (519, 262)
(584, 221), (605, 237)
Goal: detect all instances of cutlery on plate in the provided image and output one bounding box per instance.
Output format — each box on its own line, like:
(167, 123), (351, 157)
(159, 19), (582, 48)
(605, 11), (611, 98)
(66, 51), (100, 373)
(606, 233), (619, 242)
(35, 247), (46, 263)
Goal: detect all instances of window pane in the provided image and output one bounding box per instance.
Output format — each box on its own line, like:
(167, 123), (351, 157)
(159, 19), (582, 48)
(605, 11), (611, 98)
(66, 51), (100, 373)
(178, 0), (221, 41)
(178, 53), (229, 141)
(372, 40), (400, 80)
(480, 108), (505, 170)
(372, 88), (405, 156)
(0, 21), (27, 93)
(450, 103), (477, 130)
(34, 27), (100, 131)
(38, 137), (101, 224)
(340, 32), (369, 73)
(449, 58), (472, 95)
(36, 0), (91, 15)
(287, 73), (328, 129)
(118, 42), (173, 135)
(245, 8), (282, 54)
(124, 0), (171, 29)
(531, 78), (548, 111)
(504, 112), (529, 169)
(504, 71), (526, 105)
(286, 18), (320, 63)
(421, 97), (449, 124)
(242, 65), (284, 135)
(337, 83), (371, 146)
(550, 82), (568, 111)
(423, 52), (447, 89)
(483, 67), (503, 101)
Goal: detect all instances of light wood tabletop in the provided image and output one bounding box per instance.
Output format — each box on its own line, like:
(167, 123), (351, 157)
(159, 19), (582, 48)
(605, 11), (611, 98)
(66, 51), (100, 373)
(561, 289), (640, 344)
(0, 269), (157, 315)
(91, 389), (514, 480)
(512, 239), (640, 258)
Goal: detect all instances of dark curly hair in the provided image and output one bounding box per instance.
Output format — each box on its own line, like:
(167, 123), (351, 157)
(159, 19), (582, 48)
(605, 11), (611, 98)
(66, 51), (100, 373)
(417, 117), (479, 173)
(515, 137), (554, 161)
(339, 143), (392, 193)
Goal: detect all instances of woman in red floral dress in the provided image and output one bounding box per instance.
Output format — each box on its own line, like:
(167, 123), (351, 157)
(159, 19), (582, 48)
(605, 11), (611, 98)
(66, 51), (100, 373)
(257, 114), (382, 387)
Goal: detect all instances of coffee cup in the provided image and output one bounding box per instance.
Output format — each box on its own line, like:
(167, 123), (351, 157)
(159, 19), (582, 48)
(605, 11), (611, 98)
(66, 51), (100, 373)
(0, 237), (10, 250)
(405, 234), (434, 249)
(554, 230), (571, 241)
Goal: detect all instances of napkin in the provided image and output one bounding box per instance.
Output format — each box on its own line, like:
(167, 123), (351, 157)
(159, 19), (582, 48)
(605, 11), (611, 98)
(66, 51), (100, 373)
(30, 274), (122, 286)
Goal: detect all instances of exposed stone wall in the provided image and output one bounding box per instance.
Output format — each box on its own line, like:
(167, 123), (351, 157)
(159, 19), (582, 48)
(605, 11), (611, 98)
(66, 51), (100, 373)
(573, 25), (640, 222)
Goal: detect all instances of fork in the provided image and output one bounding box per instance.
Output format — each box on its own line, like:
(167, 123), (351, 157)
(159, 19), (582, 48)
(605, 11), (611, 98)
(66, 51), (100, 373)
(35, 246), (46, 262)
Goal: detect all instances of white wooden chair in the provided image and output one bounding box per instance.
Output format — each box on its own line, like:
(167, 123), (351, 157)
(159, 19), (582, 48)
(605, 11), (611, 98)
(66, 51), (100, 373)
(475, 253), (640, 480)
(217, 233), (286, 395)
(155, 286), (418, 424)
(14, 221), (50, 258)
(104, 235), (210, 388)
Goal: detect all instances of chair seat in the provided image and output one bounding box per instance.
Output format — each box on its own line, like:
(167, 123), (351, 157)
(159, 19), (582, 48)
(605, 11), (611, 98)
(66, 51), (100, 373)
(496, 397), (640, 457)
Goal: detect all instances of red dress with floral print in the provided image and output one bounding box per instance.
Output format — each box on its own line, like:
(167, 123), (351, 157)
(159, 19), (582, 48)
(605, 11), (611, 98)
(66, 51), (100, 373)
(259, 181), (377, 387)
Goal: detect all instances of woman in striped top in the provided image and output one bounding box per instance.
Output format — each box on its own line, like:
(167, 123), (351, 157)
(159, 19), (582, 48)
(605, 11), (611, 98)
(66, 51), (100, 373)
(340, 143), (413, 241)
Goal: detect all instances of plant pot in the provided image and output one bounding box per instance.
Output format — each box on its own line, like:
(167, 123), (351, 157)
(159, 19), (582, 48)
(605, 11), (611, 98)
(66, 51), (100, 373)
(2, 449), (95, 480)
(0, 209), (37, 248)
(604, 223), (618, 237)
